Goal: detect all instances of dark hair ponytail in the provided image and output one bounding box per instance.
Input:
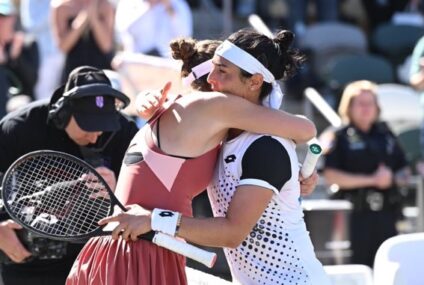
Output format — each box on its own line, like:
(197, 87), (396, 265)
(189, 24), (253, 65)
(228, 28), (305, 100)
(273, 30), (304, 80)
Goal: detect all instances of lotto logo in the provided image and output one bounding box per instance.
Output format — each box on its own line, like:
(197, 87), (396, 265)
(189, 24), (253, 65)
(224, 155), (236, 163)
(159, 211), (174, 217)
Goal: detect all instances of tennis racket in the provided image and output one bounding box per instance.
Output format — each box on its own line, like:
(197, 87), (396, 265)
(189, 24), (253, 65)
(1, 150), (217, 268)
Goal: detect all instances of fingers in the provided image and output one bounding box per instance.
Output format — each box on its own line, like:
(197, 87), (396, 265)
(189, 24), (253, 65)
(145, 97), (161, 110)
(95, 166), (113, 175)
(98, 212), (127, 240)
(95, 166), (117, 191)
(88, 190), (109, 200)
(135, 90), (165, 118)
(299, 170), (318, 184)
(0, 222), (31, 262)
(98, 205), (151, 242)
(111, 220), (127, 240)
(111, 54), (124, 70)
(159, 81), (172, 105)
(98, 214), (119, 226)
(299, 171), (318, 197)
(120, 224), (132, 241)
(82, 167), (116, 193)
(7, 244), (32, 263)
(6, 220), (23, 230)
(130, 232), (139, 242)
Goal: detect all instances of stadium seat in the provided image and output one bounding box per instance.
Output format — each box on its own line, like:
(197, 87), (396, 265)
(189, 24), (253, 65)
(376, 83), (422, 133)
(396, 128), (421, 169)
(396, 55), (412, 85)
(299, 22), (367, 53)
(298, 22), (368, 79)
(373, 233), (424, 285)
(324, 264), (373, 285)
(371, 24), (424, 66)
(324, 54), (395, 93)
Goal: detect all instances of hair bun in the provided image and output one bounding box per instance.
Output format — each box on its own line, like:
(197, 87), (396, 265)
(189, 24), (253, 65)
(273, 30), (294, 50)
(170, 38), (197, 61)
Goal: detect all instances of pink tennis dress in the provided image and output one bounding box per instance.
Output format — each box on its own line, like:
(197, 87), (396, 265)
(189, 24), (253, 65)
(66, 105), (220, 285)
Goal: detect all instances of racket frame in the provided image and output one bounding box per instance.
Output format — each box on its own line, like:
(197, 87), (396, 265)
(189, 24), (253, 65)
(1, 150), (126, 241)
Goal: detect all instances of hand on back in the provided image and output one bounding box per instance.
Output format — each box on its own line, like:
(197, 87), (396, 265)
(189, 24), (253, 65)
(136, 82), (171, 119)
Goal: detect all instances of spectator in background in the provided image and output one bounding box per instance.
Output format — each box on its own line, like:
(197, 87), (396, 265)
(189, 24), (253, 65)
(0, 66), (138, 285)
(51, 0), (116, 82)
(361, 0), (409, 33)
(287, 0), (339, 36)
(322, 80), (410, 268)
(0, 0), (38, 118)
(115, 0), (192, 57)
(20, 0), (64, 100)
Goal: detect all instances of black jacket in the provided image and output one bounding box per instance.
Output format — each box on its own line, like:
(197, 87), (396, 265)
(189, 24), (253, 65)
(0, 99), (138, 276)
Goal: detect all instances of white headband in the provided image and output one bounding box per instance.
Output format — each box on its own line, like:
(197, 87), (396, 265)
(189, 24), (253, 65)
(215, 40), (284, 109)
(182, 59), (213, 87)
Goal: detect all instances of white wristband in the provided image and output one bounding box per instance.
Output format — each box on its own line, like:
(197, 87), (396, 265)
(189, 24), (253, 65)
(151, 208), (181, 237)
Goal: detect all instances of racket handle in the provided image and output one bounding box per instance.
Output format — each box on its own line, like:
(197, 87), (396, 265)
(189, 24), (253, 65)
(301, 138), (322, 178)
(152, 232), (217, 268)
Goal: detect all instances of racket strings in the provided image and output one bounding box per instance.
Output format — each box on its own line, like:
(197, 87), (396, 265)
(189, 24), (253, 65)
(4, 154), (112, 237)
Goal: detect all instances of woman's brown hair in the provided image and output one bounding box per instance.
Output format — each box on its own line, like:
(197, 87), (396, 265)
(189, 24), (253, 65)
(170, 38), (221, 91)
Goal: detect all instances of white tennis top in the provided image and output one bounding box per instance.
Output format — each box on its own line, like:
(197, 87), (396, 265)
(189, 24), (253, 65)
(207, 132), (330, 285)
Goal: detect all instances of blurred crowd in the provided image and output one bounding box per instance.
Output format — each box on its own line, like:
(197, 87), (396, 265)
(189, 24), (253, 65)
(3, 0), (424, 110)
(0, 0), (193, 118)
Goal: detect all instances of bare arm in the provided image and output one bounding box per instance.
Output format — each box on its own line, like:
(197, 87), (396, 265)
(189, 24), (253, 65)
(177, 186), (272, 248)
(100, 186), (273, 248)
(86, 0), (115, 53)
(323, 164), (393, 190)
(51, 2), (88, 53)
(323, 168), (375, 189)
(135, 89), (316, 142)
(99, 137), (297, 247)
(410, 71), (424, 90)
(210, 92), (316, 143)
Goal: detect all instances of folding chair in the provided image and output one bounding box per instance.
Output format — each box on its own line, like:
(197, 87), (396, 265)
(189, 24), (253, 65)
(373, 233), (424, 285)
(324, 264), (373, 285)
(376, 83), (422, 133)
(324, 54), (395, 94)
(396, 127), (421, 168)
(299, 22), (368, 79)
(371, 24), (424, 66)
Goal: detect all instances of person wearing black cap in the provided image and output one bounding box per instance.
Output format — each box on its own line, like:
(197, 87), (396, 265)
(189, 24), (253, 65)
(0, 66), (138, 285)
